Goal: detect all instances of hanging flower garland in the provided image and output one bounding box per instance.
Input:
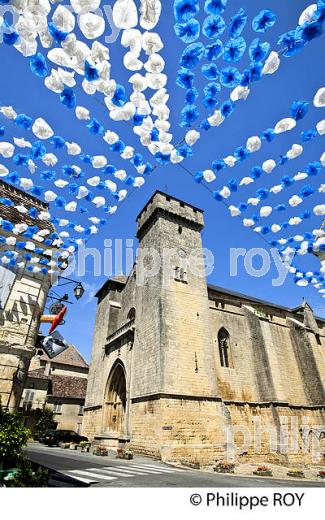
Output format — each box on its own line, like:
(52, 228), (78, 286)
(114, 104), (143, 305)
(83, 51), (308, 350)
(175, 5), (325, 160)
(193, 98), (313, 187)
(3, 2), (175, 166)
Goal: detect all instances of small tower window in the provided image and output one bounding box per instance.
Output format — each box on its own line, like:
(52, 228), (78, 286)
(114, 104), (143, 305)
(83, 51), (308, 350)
(218, 328), (233, 368)
(127, 307), (136, 320)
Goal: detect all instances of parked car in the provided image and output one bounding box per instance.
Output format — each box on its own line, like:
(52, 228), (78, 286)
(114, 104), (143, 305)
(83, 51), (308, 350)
(43, 430), (88, 447)
(38, 430), (57, 444)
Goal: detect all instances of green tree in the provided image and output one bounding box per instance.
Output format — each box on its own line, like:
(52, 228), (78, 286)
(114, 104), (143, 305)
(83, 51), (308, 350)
(34, 408), (57, 439)
(0, 403), (30, 469)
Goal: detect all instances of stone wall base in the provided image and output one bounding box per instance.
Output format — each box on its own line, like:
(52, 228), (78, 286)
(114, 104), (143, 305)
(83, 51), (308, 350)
(83, 398), (325, 466)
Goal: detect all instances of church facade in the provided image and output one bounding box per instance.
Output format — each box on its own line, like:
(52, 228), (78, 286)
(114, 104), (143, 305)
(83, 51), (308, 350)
(83, 191), (325, 465)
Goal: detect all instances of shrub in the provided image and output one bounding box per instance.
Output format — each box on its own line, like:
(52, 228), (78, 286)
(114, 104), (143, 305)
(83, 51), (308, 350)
(34, 408), (56, 439)
(9, 457), (48, 487)
(0, 403), (30, 469)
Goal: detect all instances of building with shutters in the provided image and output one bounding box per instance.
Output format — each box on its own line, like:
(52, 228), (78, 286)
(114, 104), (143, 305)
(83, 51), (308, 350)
(83, 191), (325, 466)
(21, 342), (89, 433)
(0, 181), (64, 411)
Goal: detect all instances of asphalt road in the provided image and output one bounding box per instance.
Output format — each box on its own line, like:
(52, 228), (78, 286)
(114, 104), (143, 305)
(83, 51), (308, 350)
(25, 444), (325, 488)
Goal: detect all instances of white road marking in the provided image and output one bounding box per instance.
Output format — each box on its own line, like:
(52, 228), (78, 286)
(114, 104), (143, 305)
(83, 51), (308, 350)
(129, 464), (178, 473)
(67, 470), (116, 481)
(114, 465), (151, 475)
(88, 467), (134, 478)
(62, 473), (97, 484)
(145, 464), (184, 472)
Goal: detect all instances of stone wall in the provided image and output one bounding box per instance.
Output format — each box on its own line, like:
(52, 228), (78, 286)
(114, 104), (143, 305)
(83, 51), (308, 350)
(0, 268), (51, 410)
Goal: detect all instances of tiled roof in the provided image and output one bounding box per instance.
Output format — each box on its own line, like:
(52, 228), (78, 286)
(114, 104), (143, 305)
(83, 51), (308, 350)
(28, 368), (50, 380)
(39, 343), (89, 369)
(50, 374), (88, 399)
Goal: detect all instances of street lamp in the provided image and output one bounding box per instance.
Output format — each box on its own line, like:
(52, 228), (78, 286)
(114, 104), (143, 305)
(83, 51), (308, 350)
(73, 282), (85, 300)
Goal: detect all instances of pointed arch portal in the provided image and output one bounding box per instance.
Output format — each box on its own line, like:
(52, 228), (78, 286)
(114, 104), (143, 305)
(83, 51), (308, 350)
(104, 361), (127, 435)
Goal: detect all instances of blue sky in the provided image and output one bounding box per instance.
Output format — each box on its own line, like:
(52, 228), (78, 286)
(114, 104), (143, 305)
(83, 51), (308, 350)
(0, 0), (324, 361)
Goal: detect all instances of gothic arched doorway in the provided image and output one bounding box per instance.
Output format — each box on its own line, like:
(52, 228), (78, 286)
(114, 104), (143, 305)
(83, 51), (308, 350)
(104, 361), (127, 435)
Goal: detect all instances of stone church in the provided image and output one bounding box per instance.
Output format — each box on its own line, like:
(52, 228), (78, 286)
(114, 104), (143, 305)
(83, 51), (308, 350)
(83, 191), (325, 465)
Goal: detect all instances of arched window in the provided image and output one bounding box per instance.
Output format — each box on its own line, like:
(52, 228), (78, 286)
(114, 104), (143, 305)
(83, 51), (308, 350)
(127, 307), (136, 320)
(218, 328), (233, 368)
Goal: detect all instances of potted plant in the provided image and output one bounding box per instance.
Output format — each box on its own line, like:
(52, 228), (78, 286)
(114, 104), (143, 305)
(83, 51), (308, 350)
(318, 470), (325, 479)
(79, 441), (91, 453)
(93, 446), (108, 457)
(253, 465), (273, 477)
(117, 448), (133, 460)
(214, 461), (236, 474)
(287, 468), (305, 478)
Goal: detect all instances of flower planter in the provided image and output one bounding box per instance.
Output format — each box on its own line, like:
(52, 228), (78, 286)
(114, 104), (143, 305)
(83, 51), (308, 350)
(287, 471), (305, 478)
(318, 472), (325, 479)
(70, 444), (77, 450)
(214, 466), (235, 474)
(253, 470), (273, 477)
(117, 450), (134, 460)
(93, 447), (108, 457)
(81, 446), (90, 453)
(214, 462), (236, 474)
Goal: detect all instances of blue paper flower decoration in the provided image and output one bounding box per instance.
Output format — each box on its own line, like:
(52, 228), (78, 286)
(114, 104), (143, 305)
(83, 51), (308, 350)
(228, 8), (247, 38)
(48, 22), (69, 43)
(251, 166), (263, 179)
(50, 136), (65, 149)
(290, 100), (309, 120)
(299, 185), (315, 198)
(203, 96), (218, 109)
(223, 37), (246, 62)
(204, 40), (223, 60)
(306, 161), (321, 176)
(249, 38), (270, 62)
(84, 61), (99, 82)
(174, 18), (200, 42)
(180, 42), (205, 68)
(185, 87), (199, 103)
(86, 118), (104, 135)
(155, 152), (170, 164)
(60, 87), (76, 109)
(261, 128), (275, 142)
(212, 159), (226, 172)
(180, 104), (199, 127)
(278, 30), (304, 57)
(176, 68), (195, 88)
(249, 62), (263, 82)
(31, 140), (46, 159)
(30, 52), (48, 77)
(112, 84), (127, 106)
(295, 21), (323, 44)
(14, 114), (32, 130)
(202, 15), (225, 39)
(0, 126), (4, 136)
(252, 9), (276, 32)
(201, 63), (219, 79)
(174, 0), (199, 23)
(13, 154), (29, 167)
(204, 0), (227, 14)
(234, 146), (249, 160)
(220, 67), (241, 88)
(221, 100), (235, 118)
(301, 128), (317, 142)
(3, 30), (19, 45)
(204, 82), (221, 97)
(40, 170), (56, 181)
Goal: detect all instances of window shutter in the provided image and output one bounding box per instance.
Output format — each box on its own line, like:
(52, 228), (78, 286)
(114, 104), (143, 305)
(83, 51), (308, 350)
(0, 265), (15, 309)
